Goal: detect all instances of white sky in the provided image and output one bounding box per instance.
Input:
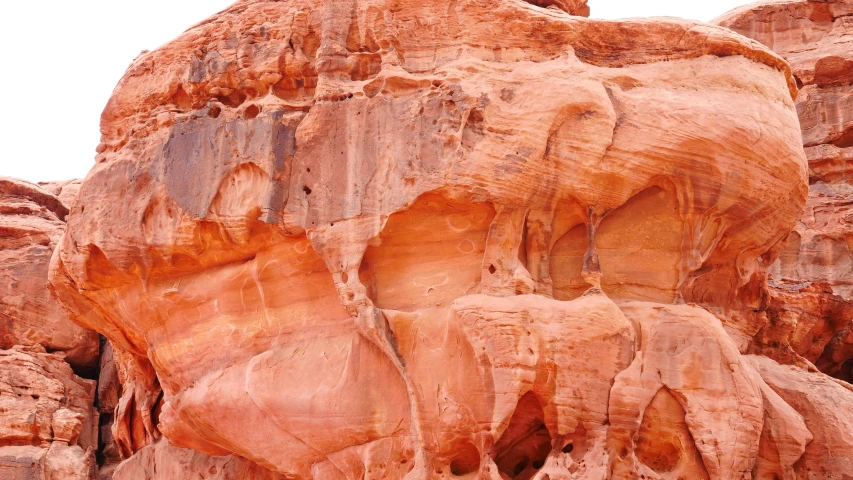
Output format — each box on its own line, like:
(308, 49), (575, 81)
(0, 0), (752, 184)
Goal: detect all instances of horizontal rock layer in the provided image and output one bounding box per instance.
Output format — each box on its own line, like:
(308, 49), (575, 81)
(0, 178), (102, 479)
(0, 178), (98, 371)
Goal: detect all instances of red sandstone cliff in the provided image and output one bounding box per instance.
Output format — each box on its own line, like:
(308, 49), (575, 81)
(0, 178), (100, 479)
(716, 0), (853, 384)
(1, 0), (853, 479)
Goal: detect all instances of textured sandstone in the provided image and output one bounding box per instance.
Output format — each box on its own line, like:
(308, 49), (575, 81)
(717, 0), (853, 382)
(748, 355), (853, 478)
(0, 179), (102, 479)
(39, 0), (853, 478)
(0, 178), (98, 370)
(95, 340), (122, 478)
(111, 439), (286, 480)
(0, 347), (98, 479)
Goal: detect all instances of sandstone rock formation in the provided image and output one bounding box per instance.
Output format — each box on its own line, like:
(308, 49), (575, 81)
(716, 0), (853, 382)
(110, 439), (286, 480)
(0, 178), (102, 480)
(1, 178), (98, 371)
(0, 347), (98, 479)
(29, 0), (853, 478)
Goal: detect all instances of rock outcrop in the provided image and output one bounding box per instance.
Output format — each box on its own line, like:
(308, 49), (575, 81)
(1, 178), (98, 371)
(716, 0), (853, 382)
(0, 346), (99, 480)
(20, 0), (853, 478)
(110, 439), (286, 480)
(0, 178), (101, 480)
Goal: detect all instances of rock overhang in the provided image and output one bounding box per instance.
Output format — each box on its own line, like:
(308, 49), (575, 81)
(46, 0), (818, 477)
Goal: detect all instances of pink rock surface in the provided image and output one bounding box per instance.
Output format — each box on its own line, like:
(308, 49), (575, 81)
(0, 178), (98, 370)
(717, 0), (853, 382)
(37, 0), (853, 478)
(111, 439), (285, 480)
(0, 346), (98, 479)
(0, 178), (101, 479)
(748, 354), (853, 477)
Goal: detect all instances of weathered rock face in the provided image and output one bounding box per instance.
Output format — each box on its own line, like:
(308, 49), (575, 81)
(716, 0), (853, 382)
(747, 355), (853, 478)
(110, 439), (286, 480)
(0, 346), (98, 480)
(44, 0), (853, 478)
(0, 179), (98, 371)
(0, 178), (102, 480)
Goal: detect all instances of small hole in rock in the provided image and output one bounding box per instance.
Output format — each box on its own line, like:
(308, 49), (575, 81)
(488, 264), (496, 274)
(208, 105), (221, 118)
(562, 443), (573, 454)
(513, 458), (529, 476)
(342, 272), (349, 283)
(303, 186), (312, 195)
(449, 441), (481, 476)
(532, 459), (545, 469)
(244, 104), (261, 119)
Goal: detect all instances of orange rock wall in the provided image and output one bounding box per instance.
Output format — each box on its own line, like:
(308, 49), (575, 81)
(0, 0), (841, 479)
(716, 0), (853, 383)
(0, 179), (99, 480)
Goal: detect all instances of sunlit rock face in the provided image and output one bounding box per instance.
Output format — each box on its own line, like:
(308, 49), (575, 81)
(716, 0), (853, 383)
(47, 0), (853, 478)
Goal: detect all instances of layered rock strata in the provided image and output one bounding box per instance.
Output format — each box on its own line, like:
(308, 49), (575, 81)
(41, 0), (853, 478)
(0, 178), (98, 370)
(716, 0), (853, 382)
(0, 179), (99, 479)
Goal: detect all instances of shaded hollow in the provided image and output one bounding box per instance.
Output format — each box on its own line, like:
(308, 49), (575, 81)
(550, 186), (683, 302)
(636, 388), (709, 478)
(494, 392), (551, 479)
(523, 0), (590, 16)
(597, 185), (682, 302)
(359, 193), (495, 310)
(449, 440), (481, 476)
(550, 223), (588, 301)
